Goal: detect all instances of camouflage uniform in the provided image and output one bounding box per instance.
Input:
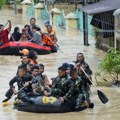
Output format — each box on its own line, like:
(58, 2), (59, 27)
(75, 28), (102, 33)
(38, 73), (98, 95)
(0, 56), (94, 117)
(68, 76), (86, 108)
(78, 61), (92, 103)
(51, 74), (72, 100)
(79, 73), (92, 103)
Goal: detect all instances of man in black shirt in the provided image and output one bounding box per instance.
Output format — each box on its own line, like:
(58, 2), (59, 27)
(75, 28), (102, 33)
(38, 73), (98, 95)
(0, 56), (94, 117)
(9, 65), (33, 104)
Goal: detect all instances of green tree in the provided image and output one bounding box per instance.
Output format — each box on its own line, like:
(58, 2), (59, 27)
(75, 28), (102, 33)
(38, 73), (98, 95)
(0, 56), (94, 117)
(0, 0), (5, 9)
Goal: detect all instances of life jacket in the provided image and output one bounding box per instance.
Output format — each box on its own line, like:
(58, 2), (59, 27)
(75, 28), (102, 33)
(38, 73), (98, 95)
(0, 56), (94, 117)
(42, 30), (56, 46)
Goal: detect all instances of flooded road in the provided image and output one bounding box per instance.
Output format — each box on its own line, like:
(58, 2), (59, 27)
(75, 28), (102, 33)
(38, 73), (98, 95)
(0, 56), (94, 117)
(0, 9), (120, 120)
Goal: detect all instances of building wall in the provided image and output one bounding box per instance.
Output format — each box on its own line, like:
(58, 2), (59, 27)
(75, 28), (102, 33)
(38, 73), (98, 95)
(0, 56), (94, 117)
(94, 31), (114, 51)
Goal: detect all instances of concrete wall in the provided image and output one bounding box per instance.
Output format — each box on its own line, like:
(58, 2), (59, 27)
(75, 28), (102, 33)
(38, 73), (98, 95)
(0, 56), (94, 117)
(95, 31), (114, 51)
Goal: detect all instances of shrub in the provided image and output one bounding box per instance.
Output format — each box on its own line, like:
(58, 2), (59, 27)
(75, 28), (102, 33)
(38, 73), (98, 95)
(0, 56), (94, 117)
(99, 48), (120, 83)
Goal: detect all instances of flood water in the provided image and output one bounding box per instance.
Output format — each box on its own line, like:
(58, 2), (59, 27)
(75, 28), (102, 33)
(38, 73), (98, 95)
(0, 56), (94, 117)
(0, 9), (120, 120)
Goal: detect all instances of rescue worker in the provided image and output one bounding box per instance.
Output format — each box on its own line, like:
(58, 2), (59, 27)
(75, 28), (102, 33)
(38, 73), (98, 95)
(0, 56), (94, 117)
(74, 53), (92, 76)
(42, 25), (58, 52)
(69, 68), (88, 109)
(9, 65), (34, 104)
(44, 66), (71, 101)
(78, 64), (92, 104)
(73, 53), (92, 103)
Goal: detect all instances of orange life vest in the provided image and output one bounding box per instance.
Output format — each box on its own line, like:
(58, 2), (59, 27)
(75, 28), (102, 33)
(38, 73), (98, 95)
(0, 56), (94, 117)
(42, 30), (56, 46)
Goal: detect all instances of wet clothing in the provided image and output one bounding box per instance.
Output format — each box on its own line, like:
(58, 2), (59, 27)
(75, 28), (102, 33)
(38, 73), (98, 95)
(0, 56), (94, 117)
(0, 28), (10, 44)
(74, 60), (92, 104)
(9, 73), (34, 104)
(9, 73), (33, 92)
(78, 72), (92, 103)
(68, 77), (86, 108)
(51, 74), (71, 100)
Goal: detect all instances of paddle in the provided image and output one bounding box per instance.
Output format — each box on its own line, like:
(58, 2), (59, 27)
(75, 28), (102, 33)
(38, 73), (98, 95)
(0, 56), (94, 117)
(44, 34), (63, 53)
(2, 86), (25, 103)
(80, 66), (109, 104)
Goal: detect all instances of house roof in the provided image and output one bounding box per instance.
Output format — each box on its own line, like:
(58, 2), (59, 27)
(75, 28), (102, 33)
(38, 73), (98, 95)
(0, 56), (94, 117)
(79, 0), (120, 14)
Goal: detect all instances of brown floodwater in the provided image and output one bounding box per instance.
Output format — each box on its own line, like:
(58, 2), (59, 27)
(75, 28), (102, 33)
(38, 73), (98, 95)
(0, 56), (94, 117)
(0, 9), (120, 120)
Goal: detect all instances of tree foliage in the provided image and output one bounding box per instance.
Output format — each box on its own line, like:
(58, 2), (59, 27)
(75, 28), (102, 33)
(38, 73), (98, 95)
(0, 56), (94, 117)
(0, 0), (5, 9)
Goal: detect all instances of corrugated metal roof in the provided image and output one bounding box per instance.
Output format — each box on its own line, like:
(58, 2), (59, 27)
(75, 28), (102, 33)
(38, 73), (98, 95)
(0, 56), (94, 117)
(79, 0), (120, 14)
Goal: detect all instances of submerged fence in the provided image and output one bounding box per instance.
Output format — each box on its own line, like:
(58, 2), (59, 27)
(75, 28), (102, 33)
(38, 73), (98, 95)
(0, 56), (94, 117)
(25, 3), (94, 36)
(55, 10), (66, 28)
(75, 10), (94, 36)
(26, 1), (35, 18)
(40, 6), (50, 21)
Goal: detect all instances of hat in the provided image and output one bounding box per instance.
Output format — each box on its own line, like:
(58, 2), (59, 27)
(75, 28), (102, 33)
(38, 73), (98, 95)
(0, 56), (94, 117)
(44, 20), (50, 26)
(68, 62), (76, 69)
(20, 49), (29, 56)
(62, 63), (69, 70)
(38, 64), (44, 68)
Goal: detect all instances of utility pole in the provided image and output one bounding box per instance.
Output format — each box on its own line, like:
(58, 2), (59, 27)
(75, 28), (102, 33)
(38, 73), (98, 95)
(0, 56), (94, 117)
(83, 0), (89, 45)
(51, 0), (55, 25)
(44, 0), (48, 6)
(14, 0), (17, 15)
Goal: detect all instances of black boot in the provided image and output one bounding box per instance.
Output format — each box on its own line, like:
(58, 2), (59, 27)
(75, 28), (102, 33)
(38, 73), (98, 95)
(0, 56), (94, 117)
(88, 103), (94, 108)
(18, 90), (34, 104)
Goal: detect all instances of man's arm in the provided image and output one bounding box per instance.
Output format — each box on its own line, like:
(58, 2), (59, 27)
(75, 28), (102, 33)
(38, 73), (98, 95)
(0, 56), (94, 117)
(63, 81), (74, 101)
(9, 76), (17, 88)
(7, 20), (11, 31)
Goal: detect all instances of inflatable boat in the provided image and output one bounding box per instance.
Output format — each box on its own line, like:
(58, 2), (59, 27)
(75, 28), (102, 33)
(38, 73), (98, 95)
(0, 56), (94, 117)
(14, 96), (87, 113)
(0, 42), (57, 55)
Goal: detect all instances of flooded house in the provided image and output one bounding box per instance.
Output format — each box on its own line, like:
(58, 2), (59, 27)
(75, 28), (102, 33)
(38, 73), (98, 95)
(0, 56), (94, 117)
(79, 0), (120, 51)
